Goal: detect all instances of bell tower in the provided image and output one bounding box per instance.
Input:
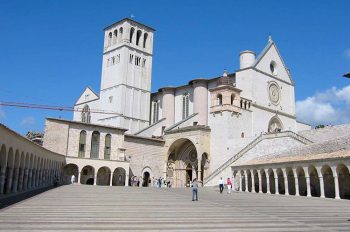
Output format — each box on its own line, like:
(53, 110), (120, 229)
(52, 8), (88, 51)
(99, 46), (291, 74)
(98, 18), (155, 133)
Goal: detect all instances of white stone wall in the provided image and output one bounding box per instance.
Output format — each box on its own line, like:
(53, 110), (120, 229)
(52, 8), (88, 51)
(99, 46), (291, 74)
(43, 120), (69, 155)
(124, 135), (165, 179)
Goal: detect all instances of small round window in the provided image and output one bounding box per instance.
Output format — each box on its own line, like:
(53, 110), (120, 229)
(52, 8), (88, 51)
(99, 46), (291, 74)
(270, 61), (278, 76)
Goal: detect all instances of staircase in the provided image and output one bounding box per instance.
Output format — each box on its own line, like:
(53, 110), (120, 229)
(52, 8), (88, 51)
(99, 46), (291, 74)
(203, 131), (313, 185)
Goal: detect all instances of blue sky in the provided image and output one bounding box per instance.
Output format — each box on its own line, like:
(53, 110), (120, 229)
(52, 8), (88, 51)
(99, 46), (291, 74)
(0, 0), (349, 135)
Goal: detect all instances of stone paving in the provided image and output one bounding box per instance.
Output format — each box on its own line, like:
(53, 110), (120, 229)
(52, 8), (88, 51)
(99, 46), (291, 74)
(1, 185), (350, 231)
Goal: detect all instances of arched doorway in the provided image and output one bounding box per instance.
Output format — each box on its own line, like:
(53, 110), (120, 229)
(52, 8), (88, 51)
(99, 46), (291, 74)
(337, 164), (350, 199)
(297, 167), (307, 196)
(268, 169), (275, 194)
(286, 167), (296, 195)
(309, 165), (320, 197)
(112, 167), (126, 186)
(142, 171), (150, 187)
(97, 166), (111, 186)
(260, 170), (267, 193)
(321, 165), (335, 198)
(247, 170), (252, 192)
(80, 165), (94, 185)
(276, 168), (285, 194)
(166, 139), (200, 188)
(62, 163), (79, 185)
(253, 170), (259, 193)
(241, 171), (246, 192)
(200, 153), (209, 184)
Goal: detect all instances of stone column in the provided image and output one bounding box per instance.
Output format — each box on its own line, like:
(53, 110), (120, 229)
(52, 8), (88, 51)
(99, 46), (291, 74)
(0, 167), (6, 195)
(18, 168), (24, 192)
(275, 177), (279, 195)
(192, 79), (208, 125)
(94, 175), (97, 185)
(244, 170), (248, 193)
(333, 174), (340, 200)
(109, 173), (113, 186)
(125, 174), (129, 186)
(161, 87), (175, 128)
(197, 159), (202, 186)
(265, 169), (270, 194)
(258, 171), (262, 193)
(251, 173), (255, 193)
(23, 168), (29, 191)
(293, 169), (299, 196)
(5, 167), (14, 194)
(77, 172), (81, 184)
(12, 168), (20, 193)
(282, 169), (289, 195)
(239, 172), (243, 192)
(306, 176), (311, 197)
(318, 176), (325, 198)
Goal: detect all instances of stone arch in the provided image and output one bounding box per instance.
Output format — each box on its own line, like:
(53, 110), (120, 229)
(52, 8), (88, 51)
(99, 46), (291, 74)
(143, 33), (148, 48)
(296, 167), (307, 196)
(200, 152), (209, 183)
(247, 169), (252, 192)
(217, 93), (223, 105)
(286, 167), (296, 195)
(97, 166), (111, 186)
(63, 163), (79, 184)
(268, 115), (283, 133)
(4, 147), (14, 194)
(336, 163), (350, 199)
(308, 165), (320, 197)
(80, 165), (94, 185)
(253, 170), (259, 193)
(167, 138), (198, 188)
(0, 144), (7, 194)
(141, 166), (152, 187)
(276, 168), (285, 194)
(260, 169), (267, 193)
(268, 169), (275, 194)
(90, 131), (100, 159)
(321, 165), (335, 198)
(112, 167), (126, 186)
(136, 30), (142, 46)
(129, 27), (135, 43)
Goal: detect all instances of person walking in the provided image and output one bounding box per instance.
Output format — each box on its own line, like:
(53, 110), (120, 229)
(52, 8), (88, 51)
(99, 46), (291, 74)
(226, 178), (232, 194)
(192, 178), (198, 201)
(70, 174), (75, 184)
(219, 177), (224, 193)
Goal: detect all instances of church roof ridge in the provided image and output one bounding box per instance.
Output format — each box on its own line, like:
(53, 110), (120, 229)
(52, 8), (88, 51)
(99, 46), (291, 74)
(104, 18), (156, 31)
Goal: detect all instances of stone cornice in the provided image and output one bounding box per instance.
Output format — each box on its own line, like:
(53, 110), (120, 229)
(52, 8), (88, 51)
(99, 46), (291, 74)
(165, 125), (211, 135)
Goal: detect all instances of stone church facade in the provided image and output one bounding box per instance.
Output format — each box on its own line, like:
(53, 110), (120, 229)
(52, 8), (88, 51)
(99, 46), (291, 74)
(39, 17), (350, 196)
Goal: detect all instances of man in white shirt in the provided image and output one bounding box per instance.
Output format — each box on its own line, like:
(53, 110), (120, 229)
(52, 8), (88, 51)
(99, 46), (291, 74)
(219, 177), (224, 193)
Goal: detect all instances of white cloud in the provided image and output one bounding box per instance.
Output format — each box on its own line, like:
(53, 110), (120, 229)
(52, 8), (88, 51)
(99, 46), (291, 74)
(344, 49), (350, 58)
(296, 85), (350, 126)
(21, 116), (36, 127)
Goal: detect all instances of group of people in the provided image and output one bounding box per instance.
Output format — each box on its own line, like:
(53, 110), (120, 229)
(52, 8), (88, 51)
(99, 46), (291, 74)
(191, 177), (234, 202)
(152, 177), (171, 188)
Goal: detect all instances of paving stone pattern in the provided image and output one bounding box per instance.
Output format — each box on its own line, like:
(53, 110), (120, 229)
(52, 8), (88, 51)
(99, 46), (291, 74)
(1, 185), (350, 231)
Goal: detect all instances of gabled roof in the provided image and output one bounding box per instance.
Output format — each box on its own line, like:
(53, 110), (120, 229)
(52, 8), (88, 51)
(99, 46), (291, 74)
(74, 87), (99, 106)
(253, 36), (294, 84)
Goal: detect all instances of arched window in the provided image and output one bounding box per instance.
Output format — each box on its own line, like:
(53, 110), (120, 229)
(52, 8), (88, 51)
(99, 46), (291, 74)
(81, 105), (91, 123)
(244, 101), (247, 109)
(129, 27), (135, 44)
(136, 30), (142, 46)
(78, 131), (86, 158)
(113, 30), (118, 44)
(240, 99), (243, 108)
(143, 33), (148, 48)
(152, 100), (159, 123)
(90, 131), (100, 159)
(104, 134), (111, 160)
(182, 93), (190, 119)
(217, 94), (223, 105)
(108, 32), (112, 46)
(231, 94), (235, 105)
(119, 27), (123, 42)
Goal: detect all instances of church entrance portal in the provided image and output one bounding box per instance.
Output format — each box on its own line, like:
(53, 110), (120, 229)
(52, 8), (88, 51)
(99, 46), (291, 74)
(142, 171), (150, 187)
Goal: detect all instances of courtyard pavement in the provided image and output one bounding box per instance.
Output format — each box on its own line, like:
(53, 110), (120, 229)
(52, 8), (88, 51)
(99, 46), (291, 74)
(0, 185), (350, 231)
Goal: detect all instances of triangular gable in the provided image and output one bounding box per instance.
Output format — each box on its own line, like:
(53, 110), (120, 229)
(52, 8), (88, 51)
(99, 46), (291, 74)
(75, 87), (99, 105)
(253, 38), (293, 84)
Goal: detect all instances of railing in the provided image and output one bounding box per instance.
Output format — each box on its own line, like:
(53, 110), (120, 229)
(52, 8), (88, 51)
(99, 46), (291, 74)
(203, 131), (313, 185)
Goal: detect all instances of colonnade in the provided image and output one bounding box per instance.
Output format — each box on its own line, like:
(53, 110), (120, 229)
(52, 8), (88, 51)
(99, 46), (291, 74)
(0, 144), (64, 196)
(62, 163), (129, 186)
(235, 162), (350, 200)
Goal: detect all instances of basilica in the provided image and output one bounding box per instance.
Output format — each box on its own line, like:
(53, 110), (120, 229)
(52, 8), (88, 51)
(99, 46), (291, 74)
(1, 18), (349, 201)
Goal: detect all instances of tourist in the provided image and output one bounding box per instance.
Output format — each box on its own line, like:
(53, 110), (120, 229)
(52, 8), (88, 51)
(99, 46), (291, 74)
(226, 178), (232, 194)
(192, 178), (198, 201)
(219, 177), (224, 193)
(71, 174), (75, 184)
